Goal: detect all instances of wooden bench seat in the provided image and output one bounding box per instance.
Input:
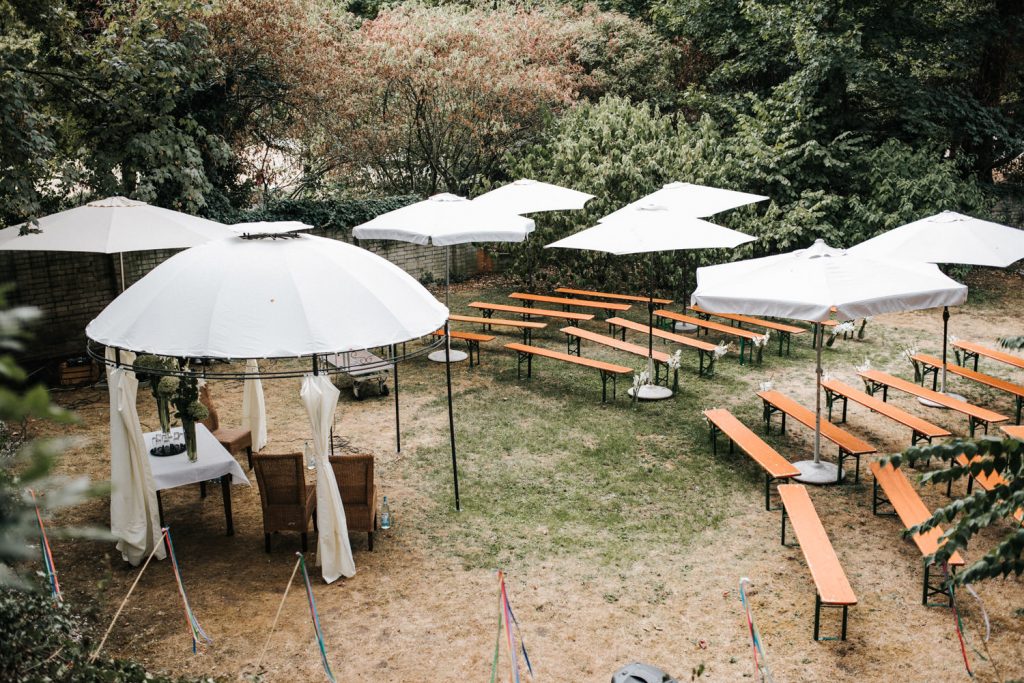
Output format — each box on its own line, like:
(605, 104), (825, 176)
(912, 353), (1024, 424)
(858, 369), (1009, 436)
(778, 484), (857, 640)
(561, 326), (677, 390)
(606, 317), (720, 377)
(469, 301), (594, 323)
(954, 339), (1024, 373)
(449, 314), (546, 344)
(504, 342), (632, 402)
(1003, 424), (1024, 439)
(948, 454), (1024, 524)
(870, 461), (965, 605)
(757, 390), (876, 483)
(703, 409), (799, 510)
(688, 304), (807, 356)
(822, 378), (951, 446)
(554, 287), (672, 305)
(510, 292), (631, 313)
(655, 309), (765, 365)
(432, 329), (496, 367)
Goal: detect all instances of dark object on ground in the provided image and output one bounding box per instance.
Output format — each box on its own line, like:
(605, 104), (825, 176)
(611, 662), (678, 683)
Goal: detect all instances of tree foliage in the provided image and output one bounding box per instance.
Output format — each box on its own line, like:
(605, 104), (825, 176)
(884, 436), (1024, 585)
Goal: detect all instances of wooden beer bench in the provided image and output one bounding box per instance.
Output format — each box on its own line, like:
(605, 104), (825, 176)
(504, 342), (632, 402)
(561, 326), (677, 389)
(857, 369), (1008, 436)
(655, 309), (765, 365)
(911, 353), (1024, 424)
(554, 287), (672, 305)
(606, 317), (720, 377)
(870, 461), (965, 605)
(431, 329), (495, 367)
(509, 292), (632, 316)
(704, 408), (799, 510)
(778, 484), (857, 640)
(757, 390), (877, 483)
(688, 304), (806, 356)
(468, 301), (594, 324)
(822, 378), (951, 446)
(953, 339), (1024, 373)
(449, 314), (546, 344)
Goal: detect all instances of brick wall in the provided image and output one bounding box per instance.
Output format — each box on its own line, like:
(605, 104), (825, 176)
(2, 239), (483, 364)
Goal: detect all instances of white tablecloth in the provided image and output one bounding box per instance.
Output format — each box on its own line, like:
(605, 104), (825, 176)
(145, 424), (250, 491)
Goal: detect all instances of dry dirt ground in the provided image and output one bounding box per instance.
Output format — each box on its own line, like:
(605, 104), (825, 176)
(36, 269), (1024, 682)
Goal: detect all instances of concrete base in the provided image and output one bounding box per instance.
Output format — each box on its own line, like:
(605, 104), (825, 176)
(674, 322), (699, 334)
(793, 460), (843, 485)
(627, 384), (674, 401)
(428, 349), (468, 363)
(918, 392), (967, 408)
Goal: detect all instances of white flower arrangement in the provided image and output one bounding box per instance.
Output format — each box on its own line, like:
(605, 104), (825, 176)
(759, 380), (774, 392)
(666, 349), (682, 371)
(901, 344), (920, 363)
(855, 358), (872, 373)
(713, 342), (730, 359)
(833, 321), (856, 336)
(947, 334), (960, 346)
(632, 368), (652, 392)
(752, 331), (771, 348)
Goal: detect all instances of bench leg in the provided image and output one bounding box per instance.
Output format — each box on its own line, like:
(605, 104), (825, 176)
(922, 563), (953, 607)
(814, 594), (821, 641)
(838, 451), (860, 484)
(1016, 396), (1022, 425)
(814, 596), (850, 641)
(739, 339), (746, 366)
(872, 477), (895, 516)
(780, 506), (797, 546)
(764, 474), (781, 512)
(709, 424), (719, 456)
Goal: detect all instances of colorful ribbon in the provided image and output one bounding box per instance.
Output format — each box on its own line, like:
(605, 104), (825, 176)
(945, 564), (974, 678)
(299, 553), (336, 683)
(163, 527), (212, 653)
(28, 489), (61, 602)
(739, 578), (773, 683)
(490, 571), (534, 683)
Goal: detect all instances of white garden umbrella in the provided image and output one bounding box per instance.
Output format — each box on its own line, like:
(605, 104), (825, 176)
(849, 211), (1024, 394)
(692, 239), (968, 482)
(241, 359), (268, 452)
(301, 374), (356, 583)
(547, 204), (756, 399)
(226, 220), (314, 235)
(600, 182), (768, 222)
(106, 348), (165, 566)
(0, 196), (233, 289)
(354, 193), (535, 363)
(471, 178), (594, 214)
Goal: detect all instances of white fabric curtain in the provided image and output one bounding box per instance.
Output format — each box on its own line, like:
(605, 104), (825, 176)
(241, 359), (268, 451)
(300, 374), (355, 583)
(106, 348), (165, 565)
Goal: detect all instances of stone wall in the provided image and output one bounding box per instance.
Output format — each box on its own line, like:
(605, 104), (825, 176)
(1, 239), (483, 365)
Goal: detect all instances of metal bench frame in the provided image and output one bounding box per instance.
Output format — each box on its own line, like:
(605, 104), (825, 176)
(513, 348), (619, 403)
(708, 421), (787, 511)
(761, 400), (860, 484)
(778, 506), (850, 640)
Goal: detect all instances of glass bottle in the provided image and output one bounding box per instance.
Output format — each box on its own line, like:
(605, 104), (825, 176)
(305, 440), (316, 470)
(380, 496), (392, 530)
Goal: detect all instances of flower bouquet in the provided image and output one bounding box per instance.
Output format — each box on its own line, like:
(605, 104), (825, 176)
(171, 370), (209, 462)
(135, 354), (180, 434)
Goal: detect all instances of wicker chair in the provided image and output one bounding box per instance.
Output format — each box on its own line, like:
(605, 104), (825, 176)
(253, 452), (317, 553)
(329, 454), (378, 551)
(199, 385), (254, 469)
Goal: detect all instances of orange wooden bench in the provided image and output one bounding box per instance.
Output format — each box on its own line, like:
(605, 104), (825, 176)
(953, 339), (1024, 373)
(912, 353), (1024, 424)
(561, 326), (677, 390)
(1003, 424), (1024, 439)
(688, 304), (807, 356)
(655, 309), (765, 365)
(504, 342), (632, 402)
(822, 378), (951, 446)
(757, 390), (876, 483)
(947, 454), (1024, 524)
(449, 314), (546, 344)
(509, 292), (632, 314)
(858, 369), (1009, 436)
(432, 329), (495, 367)
(703, 409), (799, 510)
(606, 317), (720, 377)
(870, 461), (965, 605)
(554, 287), (672, 305)
(777, 484), (857, 640)
(469, 301), (594, 324)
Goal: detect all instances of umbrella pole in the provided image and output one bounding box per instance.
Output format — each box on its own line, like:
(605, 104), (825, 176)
(444, 245), (450, 308)
(119, 252), (126, 292)
(814, 323), (823, 464)
(648, 252), (655, 377)
(392, 344), (401, 453)
(444, 320), (461, 511)
(940, 306), (949, 392)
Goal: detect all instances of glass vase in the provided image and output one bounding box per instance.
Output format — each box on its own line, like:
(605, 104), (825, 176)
(157, 397), (172, 434)
(182, 419), (198, 463)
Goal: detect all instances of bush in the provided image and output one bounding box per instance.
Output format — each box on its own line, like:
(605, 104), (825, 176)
(205, 195), (418, 239)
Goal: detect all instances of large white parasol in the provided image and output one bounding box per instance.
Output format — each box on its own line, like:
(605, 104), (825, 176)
(0, 196), (233, 289)
(547, 205), (757, 400)
(849, 211), (1024, 396)
(471, 178), (594, 214)
(692, 239), (968, 482)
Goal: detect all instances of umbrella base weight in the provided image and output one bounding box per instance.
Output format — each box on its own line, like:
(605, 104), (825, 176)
(627, 385), (674, 401)
(428, 349), (468, 363)
(674, 322), (699, 334)
(918, 392), (966, 408)
(793, 460), (843, 485)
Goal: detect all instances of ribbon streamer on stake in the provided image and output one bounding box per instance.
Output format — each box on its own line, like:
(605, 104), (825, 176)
(490, 571), (534, 683)
(163, 527), (212, 653)
(739, 578), (774, 683)
(299, 553), (337, 683)
(945, 564), (974, 678)
(28, 489), (62, 603)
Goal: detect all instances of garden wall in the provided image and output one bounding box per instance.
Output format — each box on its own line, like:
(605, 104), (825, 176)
(1, 239), (483, 365)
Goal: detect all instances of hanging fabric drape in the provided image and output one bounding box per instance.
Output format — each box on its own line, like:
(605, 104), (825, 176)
(241, 359), (268, 452)
(300, 374), (355, 583)
(106, 348), (164, 565)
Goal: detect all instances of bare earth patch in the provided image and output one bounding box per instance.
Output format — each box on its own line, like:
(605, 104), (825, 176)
(37, 268), (1024, 682)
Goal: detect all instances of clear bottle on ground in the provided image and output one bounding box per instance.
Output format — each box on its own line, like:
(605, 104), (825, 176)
(380, 496), (392, 530)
